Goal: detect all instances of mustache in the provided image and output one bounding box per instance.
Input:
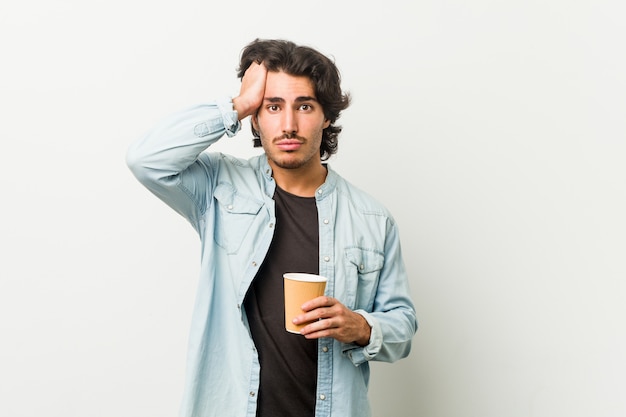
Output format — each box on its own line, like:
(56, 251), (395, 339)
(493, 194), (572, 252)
(273, 132), (306, 142)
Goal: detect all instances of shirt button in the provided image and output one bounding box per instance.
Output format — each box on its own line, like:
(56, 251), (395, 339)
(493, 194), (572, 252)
(323, 256), (330, 262)
(322, 346), (329, 352)
(250, 391), (256, 397)
(317, 189), (323, 195)
(269, 223), (274, 228)
(360, 264), (365, 270)
(323, 219), (329, 224)
(227, 205), (233, 210)
(319, 394), (326, 400)
(252, 261), (257, 267)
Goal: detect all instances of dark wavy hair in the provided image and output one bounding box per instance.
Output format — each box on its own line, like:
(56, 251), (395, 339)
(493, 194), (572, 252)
(237, 39), (351, 160)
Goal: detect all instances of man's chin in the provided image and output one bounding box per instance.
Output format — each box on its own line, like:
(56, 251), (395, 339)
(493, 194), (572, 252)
(273, 158), (306, 170)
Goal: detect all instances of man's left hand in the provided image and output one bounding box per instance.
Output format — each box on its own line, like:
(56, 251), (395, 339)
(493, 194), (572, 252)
(294, 296), (371, 346)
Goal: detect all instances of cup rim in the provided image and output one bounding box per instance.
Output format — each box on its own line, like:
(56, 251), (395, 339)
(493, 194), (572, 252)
(283, 272), (328, 283)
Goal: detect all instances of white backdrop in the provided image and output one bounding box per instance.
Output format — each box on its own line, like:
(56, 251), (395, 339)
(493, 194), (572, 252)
(1, 1), (625, 416)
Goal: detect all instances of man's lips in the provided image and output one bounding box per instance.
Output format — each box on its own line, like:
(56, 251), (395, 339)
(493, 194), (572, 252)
(275, 139), (303, 151)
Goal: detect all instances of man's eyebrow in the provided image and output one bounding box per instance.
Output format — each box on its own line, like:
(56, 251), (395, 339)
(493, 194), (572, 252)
(264, 97), (285, 103)
(294, 96), (318, 102)
(264, 96), (318, 103)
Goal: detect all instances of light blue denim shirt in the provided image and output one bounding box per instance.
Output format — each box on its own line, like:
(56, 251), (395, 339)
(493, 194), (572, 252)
(126, 99), (418, 417)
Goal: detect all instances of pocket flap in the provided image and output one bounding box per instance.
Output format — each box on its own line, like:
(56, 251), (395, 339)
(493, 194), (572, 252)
(214, 183), (263, 215)
(345, 248), (384, 273)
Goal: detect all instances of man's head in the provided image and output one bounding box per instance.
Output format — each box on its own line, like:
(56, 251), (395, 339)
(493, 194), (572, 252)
(238, 39), (351, 160)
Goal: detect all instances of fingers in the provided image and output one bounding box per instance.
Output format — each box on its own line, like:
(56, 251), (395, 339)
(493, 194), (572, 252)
(293, 296), (338, 331)
(294, 298), (371, 345)
(300, 295), (335, 312)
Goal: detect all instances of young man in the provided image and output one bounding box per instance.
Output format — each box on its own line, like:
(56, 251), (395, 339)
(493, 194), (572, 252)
(126, 38), (418, 417)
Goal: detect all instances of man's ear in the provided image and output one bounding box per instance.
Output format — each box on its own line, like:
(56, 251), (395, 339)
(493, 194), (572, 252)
(323, 119), (331, 129)
(251, 114), (259, 131)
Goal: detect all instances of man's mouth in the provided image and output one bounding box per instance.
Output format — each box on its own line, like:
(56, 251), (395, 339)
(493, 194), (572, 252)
(275, 139), (303, 151)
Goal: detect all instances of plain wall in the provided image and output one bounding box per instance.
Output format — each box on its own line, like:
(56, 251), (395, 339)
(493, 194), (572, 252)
(1, 1), (624, 416)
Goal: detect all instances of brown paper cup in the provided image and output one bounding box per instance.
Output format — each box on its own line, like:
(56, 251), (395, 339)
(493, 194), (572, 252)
(284, 273), (328, 334)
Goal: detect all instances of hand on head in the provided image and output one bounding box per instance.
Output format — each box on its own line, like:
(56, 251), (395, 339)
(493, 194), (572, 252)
(233, 62), (267, 120)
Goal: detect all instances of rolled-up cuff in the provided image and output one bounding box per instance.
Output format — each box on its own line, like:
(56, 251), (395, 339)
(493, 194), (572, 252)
(216, 97), (241, 137)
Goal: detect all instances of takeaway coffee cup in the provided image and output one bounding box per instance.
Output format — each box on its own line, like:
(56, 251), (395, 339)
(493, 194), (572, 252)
(283, 273), (328, 334)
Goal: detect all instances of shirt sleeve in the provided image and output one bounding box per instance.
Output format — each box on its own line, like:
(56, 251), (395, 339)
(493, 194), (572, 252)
(125, 98), (241, 229)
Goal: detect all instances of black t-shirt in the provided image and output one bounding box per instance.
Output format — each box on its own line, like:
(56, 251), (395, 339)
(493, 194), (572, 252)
(243, 186), (319, 417)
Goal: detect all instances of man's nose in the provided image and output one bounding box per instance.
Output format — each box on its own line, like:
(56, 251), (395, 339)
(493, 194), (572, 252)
(281, 109), (297, 135)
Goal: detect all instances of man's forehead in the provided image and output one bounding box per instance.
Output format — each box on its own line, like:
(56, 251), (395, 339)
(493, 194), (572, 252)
(264, 71), (316, 100)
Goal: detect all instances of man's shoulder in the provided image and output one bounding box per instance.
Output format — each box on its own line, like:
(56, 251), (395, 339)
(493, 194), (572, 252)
(331, 170), (393, 218)
(200, 152), (265, 171)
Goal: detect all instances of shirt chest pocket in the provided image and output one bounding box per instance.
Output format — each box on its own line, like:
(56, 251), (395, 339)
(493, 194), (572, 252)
(213, 184), (264, 254)
(343, 248), (385, 311)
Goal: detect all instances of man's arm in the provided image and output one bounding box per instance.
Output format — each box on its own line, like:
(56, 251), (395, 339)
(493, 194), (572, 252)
(294, 221), (418, 364)
(125, 63), (269, 226)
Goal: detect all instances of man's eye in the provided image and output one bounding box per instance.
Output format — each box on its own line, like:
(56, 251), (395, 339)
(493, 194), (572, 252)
(268, 105), (279, 111)
(300, 104), (311, 111)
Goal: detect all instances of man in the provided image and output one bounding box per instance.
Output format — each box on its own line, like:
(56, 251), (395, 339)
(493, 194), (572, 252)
(126, 38), (417, 417)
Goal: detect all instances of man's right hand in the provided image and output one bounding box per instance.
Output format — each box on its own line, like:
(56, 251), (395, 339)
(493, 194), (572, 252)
(233, 62), (267, 120)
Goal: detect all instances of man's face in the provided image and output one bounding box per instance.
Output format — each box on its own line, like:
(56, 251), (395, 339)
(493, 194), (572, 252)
(252, 70), (330, 171)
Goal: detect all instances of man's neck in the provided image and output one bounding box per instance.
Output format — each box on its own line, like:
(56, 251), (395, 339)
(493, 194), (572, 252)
(270, 162), (327, 197)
